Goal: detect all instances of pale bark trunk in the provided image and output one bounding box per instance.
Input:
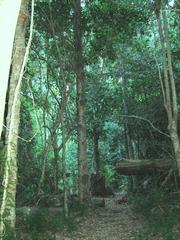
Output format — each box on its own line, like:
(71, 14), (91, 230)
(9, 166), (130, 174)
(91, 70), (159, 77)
(5, 1), (28, 142)
(0, 1), (28, 237)
(121, 76), (133, 160)
(60, 99), (68, 217)
(0, 0), (21, 139)
(73, 0), (90, 203)
(169, 124), (180, 173)
(155, 0), (180, 175)
(162, 8), (180, 173)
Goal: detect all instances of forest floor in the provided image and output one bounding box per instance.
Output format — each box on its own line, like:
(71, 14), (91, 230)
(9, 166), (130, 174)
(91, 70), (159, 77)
(55, 193), (145, 240)
(17, 192), (179, 240)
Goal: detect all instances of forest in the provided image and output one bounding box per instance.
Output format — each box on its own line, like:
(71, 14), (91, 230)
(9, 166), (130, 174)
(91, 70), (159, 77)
(0, 0), (180, 239)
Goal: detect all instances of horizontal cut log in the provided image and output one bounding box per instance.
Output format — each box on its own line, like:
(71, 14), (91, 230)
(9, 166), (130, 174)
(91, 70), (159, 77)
(116, 159), (173, 175)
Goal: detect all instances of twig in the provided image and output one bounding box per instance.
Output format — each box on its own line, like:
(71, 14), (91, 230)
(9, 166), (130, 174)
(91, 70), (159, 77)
(161, 169), (173, 187)
(2, 124), (36, 143)
(119, 114), (170, 138)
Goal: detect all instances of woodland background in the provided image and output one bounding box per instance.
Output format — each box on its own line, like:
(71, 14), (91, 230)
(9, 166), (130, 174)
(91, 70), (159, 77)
(0, 0), (180, 239)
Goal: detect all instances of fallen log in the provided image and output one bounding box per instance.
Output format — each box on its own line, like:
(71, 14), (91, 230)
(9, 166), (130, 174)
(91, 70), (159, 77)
(16, 207), (64, 218)
(116, 159), (173, 175)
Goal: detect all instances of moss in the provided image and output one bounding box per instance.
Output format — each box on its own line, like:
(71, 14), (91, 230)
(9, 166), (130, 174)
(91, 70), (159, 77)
(0, 144), (6, 201)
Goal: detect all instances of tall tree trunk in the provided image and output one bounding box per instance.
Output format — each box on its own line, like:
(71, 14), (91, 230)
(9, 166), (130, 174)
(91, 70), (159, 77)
(60, 93), (68, 217)
(119, 53), (139, 191)
(53, 135), (59, 193)
(121, 75), (137, 190)
(155, 0), (180, 175)
(121, 76), (133, 160)
(5, 1), (29, 142)
(73, 0), (90, 203)
(0, 1), (29, 238)
(0, 0), (21, 139)
(93, 126), (100, 174)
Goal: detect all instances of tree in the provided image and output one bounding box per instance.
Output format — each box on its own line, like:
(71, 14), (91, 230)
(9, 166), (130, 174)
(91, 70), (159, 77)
(154, 0), (180, 175)
(0, 0), (32, 237)
(73, 0), (90, 203)
(0, 0), (21, 139)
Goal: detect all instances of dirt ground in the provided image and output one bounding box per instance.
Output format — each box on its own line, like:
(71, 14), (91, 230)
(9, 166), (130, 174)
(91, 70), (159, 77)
(56, 194), (144, 240)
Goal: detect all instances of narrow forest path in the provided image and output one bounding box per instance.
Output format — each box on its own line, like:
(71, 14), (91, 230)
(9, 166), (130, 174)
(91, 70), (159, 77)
(57, 194), (144, 240)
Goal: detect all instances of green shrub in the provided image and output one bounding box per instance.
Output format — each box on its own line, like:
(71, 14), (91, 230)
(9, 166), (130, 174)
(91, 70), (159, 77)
(132, 189), (180, 240)
(16, 207), (77, 239)
(101, 164), (115, 186)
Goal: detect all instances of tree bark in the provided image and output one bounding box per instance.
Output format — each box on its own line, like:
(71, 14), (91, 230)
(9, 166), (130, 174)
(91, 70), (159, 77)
(0, 1), (29, 238)
(0, 0), (21, 139)
(116, 159), (172, 175)
(53, 135), (59, 194)
(120, 61), (137, 190)
(5, 1), (29, 142)
(60, 92), (69, 217)
(93, 126), (100, 174)
(73, 0), (90, 203)
(155, 0), (180, 175)
(121, 75), (133, 160)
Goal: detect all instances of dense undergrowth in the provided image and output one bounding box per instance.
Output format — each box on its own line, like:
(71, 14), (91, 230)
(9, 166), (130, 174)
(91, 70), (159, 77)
(132, 188), (180, 240)
(3, 174), (180, 240)
(17, 210), (75, 237)
(3, 203), (88, 240)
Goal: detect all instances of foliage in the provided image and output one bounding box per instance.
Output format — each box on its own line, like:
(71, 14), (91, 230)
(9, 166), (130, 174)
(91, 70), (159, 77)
(5, 1), (179, 237)
(132, 188), (180, 240)
(15, 207), (78, 239)
(101, 164), (116, 186)
(15, 0), (179, 202)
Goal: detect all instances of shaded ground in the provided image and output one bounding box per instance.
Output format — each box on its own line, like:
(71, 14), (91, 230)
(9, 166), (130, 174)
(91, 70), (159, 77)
(56, 194), (144, 240)
(18, 193), (179, 239)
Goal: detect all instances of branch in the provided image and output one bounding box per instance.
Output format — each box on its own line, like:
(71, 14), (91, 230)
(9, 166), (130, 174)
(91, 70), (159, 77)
(119, 114), (170, 138)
